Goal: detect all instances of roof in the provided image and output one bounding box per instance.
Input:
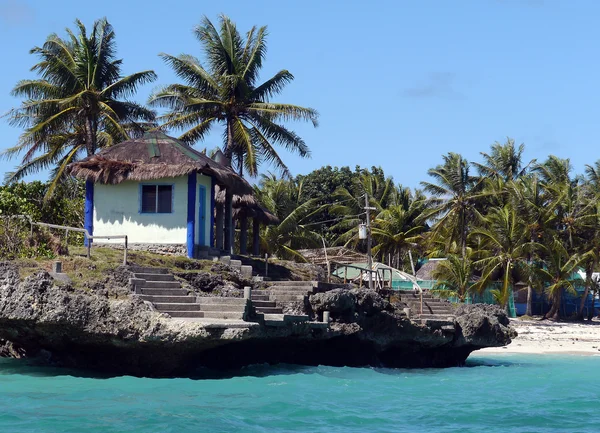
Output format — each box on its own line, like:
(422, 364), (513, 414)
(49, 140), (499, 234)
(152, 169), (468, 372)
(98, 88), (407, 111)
(67, 131), (252, 195)
(415, 258), (447, 281)
(298, 247), (368, 265)
(215, 185), (279, 225)
(332, 262), (416, 280)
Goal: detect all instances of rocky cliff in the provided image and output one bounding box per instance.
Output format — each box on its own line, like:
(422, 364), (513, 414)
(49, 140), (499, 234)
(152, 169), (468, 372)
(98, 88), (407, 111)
(0, 263), (516, 377)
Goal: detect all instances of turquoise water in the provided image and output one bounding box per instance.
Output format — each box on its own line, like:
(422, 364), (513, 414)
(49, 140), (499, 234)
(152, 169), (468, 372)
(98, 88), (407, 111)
(1, 354), (599, 432)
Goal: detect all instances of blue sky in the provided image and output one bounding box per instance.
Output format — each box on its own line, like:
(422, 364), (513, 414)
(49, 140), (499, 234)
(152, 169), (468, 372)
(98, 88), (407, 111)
(0, 0), (598, 188)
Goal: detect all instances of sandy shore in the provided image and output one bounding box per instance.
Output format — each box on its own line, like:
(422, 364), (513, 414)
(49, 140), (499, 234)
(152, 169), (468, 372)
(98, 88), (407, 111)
(476, 319), (600, 356)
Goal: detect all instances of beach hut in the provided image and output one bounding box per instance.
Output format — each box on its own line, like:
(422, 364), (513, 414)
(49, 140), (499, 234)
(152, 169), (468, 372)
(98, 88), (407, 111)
(67, 131), (271, 258)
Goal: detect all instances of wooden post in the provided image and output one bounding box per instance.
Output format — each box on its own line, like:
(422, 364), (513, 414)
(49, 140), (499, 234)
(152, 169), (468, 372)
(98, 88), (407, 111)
(252, 218), (260, 256)
(265, 253), (269, 278)
(215, 202), (224, 250)
(344, 266), (347, 284)
(224, 189), (233, 254)
(239, 216), (248, 255)
(123, 236), (128, 265)
(360, 270), (363, 288)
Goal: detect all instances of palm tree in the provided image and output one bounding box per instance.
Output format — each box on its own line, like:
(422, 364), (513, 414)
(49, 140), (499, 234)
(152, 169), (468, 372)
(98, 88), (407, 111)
(575, 162), (600, 319)
(473, 138), (534, 181)
(472, 204), (533, 310)
(421, 152), (483, 259)
(370, 188), (427, 270)
(2, 18), (156, 196)
(536, 237), (585, 320)
(431, 255), (476, 302)
(150, 15), (318, 177)
(330, 169), (395, 249)
(253, 174), (323, 260)
(509, 174), (557, 316)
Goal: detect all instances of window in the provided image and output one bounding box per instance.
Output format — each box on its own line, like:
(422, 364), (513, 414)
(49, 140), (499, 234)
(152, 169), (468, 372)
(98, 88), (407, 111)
(141, 185), (173, 213)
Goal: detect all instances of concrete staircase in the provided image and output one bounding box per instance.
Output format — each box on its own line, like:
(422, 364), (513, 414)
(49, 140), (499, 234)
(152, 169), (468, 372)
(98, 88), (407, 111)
(397, 291), (456, 324)
(133, 266), (246, 319)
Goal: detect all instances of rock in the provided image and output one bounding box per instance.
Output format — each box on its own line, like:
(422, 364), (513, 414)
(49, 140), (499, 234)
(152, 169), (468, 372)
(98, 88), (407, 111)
(310, 288), (356, 320)
(0, 261), (516, 376)
(350, 288), (389, 316)
(454, 304), (517, 348)
(178, 272), (224, 293)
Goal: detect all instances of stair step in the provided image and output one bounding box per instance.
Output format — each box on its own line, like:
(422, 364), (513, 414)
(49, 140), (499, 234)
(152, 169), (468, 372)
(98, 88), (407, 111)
(266, 286), (315, 292)
(134, 273), (175, 282)
(267, 281), (314, 287)
(198, 304), (246, 312)
(251, 295), (271, 301)
(130, 267), (169, 274)
(140, 295), (196, 303)
(418, 314), (454, 320)
(141, 281), (182, 289)
(154, 303), (201, 312)
(255, 307), (283, 314)
(258, 290), (311, 296)
(252, 300), (277, 308)
(265, 294), (306, 302)
(197, 298), (246, 306)
(141, 288), (189, 296)
(202, 311), (244, 320)
(163, 311), (204, 318)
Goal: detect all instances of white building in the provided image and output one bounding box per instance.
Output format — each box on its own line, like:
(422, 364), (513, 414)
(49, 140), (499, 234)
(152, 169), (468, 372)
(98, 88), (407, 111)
(68, 131), (275, 258)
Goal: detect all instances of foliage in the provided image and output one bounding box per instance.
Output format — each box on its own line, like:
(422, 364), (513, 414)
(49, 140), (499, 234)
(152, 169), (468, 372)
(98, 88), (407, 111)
(253, 174), (324, 260)
(431, 255), (476, 302)
(150, 14), (318, 177)
(2, 18), (156, 198)
(0, 180), (84, 259)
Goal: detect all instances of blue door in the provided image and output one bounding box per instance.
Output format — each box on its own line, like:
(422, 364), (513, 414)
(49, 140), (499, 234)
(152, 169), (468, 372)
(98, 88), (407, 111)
(198, 185), (206, 245)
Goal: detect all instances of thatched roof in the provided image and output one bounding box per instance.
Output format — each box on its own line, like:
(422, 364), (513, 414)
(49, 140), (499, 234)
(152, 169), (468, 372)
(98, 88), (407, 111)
(298, 247), (368, 265)
(215, 185), (278, 225)
(415, 258), (446, 280)
(67, 131), (252, 195)
(233, 205), (280, 225)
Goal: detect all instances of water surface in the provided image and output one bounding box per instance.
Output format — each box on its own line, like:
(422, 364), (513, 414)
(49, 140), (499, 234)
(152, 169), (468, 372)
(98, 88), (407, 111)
(0, 353), (598, 432)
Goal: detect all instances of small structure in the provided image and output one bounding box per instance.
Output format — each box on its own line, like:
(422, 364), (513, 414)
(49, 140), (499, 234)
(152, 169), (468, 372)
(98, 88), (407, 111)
(68, 131), (275, 258)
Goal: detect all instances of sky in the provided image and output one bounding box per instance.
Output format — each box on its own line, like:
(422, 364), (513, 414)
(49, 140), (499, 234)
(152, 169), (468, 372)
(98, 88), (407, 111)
(0, 0), (599, 189)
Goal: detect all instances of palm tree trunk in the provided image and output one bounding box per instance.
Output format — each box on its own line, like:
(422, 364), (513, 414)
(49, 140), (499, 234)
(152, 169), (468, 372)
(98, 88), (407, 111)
(525, 248), (534, 316)
(526, 284), (533, 316)
(577, 260), (595, 320)
(589, 287), (597, 320)
(544, 288), (562, 321)
(502, 263), (511, 313)
(85, 114), (96, 156)
(460, 211), (467, 260)
(225, 118), (234, 160)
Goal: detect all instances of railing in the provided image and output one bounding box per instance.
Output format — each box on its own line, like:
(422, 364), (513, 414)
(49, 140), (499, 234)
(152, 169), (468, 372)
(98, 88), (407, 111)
(331, 262), (424, 315)
(1, 215), (128, 265)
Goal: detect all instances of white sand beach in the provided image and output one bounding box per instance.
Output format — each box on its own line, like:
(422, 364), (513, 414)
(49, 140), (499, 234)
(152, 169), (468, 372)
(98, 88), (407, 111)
(477, 319), (600, 356)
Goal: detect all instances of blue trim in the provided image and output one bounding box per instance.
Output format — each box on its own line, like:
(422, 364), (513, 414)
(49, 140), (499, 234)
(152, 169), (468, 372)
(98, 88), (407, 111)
(210, 177), (215, 248)
(84, 180), (94, 246)
(138, 183), (175, 214)
(187, 174), (196, 258)
(198, 184), (206, 246)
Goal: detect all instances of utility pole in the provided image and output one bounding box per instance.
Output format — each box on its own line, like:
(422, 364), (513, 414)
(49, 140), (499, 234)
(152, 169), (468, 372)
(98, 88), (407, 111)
(365, 193), (374, 290)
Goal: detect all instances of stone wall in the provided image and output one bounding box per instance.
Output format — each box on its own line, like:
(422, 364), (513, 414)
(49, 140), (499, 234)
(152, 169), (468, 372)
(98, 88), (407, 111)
(94, 243), (187, 256)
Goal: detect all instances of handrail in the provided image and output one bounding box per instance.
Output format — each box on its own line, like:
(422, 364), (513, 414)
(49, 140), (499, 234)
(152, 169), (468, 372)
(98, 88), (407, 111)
(331, 261), (424, 315)
(1, 215), (128, 264)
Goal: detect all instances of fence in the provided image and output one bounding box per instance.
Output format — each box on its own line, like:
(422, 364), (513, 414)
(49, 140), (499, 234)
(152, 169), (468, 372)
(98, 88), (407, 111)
(1, 215), (128, 265)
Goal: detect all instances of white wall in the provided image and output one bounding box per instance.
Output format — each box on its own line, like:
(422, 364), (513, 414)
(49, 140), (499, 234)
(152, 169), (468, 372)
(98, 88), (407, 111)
(94, 176), (187, 244)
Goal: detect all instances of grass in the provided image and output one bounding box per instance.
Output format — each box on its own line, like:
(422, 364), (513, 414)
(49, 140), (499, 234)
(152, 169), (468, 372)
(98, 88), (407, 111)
(13, 245), (216, 290)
